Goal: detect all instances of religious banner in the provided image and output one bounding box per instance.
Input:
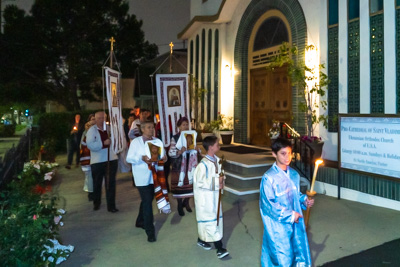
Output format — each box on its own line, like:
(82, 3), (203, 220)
(105, 67), (125, 154)
(156, 74), (190, 147)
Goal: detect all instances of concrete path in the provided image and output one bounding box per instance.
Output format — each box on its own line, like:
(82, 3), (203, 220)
(54, 154), (400, 266)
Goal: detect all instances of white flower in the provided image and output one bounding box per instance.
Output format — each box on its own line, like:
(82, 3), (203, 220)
(44, 172), (54, 181)
(34, 164), (40, 170)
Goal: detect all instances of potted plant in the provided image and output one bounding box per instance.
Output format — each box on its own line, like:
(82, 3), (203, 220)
(270, 42), (329, 155)
(200, 122), (216, 140)
(217, 114), (234, 145)
(268, 120), (280, 145)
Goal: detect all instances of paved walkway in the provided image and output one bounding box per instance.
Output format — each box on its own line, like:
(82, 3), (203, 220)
(54, 154), (400, 266)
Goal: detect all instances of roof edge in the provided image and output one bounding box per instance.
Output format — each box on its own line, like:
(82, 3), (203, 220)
(177, 0), (227, 40)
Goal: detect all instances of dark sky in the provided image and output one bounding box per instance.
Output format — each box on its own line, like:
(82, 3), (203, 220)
(9, 0), (190, 54)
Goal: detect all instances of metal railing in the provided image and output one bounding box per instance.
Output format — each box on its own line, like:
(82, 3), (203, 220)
(0, 128), (31, 189)
(277, 121), (316, 182)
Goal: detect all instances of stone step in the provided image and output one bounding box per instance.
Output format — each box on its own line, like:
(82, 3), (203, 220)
(223, 185), (260, 202)
(224, 160), (272, 177)
(225, 171), (262, 189)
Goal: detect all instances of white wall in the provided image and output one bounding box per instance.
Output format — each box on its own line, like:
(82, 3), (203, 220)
(190, 0), (224, 19)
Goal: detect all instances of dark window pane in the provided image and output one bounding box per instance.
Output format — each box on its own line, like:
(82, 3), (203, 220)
(253, 17), (289, 51)
(397, 0), (400, 7)
(329, 0), (339, 25)
(370, 0), (383, 13)
(349, 0), (360, 20)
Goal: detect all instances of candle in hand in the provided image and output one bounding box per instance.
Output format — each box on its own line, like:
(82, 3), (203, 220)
(310, 159), (323, 193)
(73, 126), (77, 131)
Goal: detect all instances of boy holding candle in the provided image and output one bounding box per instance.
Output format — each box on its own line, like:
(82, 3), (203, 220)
(259, 138), (314, 266)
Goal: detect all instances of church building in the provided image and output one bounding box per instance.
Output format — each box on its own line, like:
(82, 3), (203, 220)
(178, 0), (400, 210)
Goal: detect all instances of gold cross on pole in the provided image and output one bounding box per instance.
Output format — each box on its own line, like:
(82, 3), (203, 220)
(169, 42), (174, 54)
(109, 37), (116, 51)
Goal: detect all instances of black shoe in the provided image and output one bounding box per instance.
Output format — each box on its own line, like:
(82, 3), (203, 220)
(184, 199), (192, 212)
(93, 205), (100, 211)
(135, 222), (145, 229)
(65, 165), (71, 170)
(177, 199), (185, 216)
(147, 235), (156, 242)
(108, 208), (119, 213)
(197, 240), (212, 250)
(217, 248), (229, 259)
(88, 193), (94, 202)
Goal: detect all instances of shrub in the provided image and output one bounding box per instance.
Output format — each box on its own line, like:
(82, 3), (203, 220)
(0, 124), (16, 137)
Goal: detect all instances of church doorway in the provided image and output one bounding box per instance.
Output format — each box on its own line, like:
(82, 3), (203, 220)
(249, 66), (291, 146)
(248, 10), (292, 146)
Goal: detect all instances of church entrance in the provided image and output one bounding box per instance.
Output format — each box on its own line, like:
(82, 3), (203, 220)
(249, 66), (292, 146)
(246, 10), (293, 146)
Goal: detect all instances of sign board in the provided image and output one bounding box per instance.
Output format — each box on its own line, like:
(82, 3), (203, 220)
(339, 115), (400, 179)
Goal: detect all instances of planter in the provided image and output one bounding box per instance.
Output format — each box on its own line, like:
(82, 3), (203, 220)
(201, 132), (215, 140)
(219, 130), (233, 145)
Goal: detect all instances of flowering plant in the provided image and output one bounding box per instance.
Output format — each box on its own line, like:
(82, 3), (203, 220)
(0, 160), (73, 266)
(268, 120), (280, 139)
(301, 135), (322, 143)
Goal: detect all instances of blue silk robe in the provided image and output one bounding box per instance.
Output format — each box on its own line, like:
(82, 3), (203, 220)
(259, 163), (311, 267)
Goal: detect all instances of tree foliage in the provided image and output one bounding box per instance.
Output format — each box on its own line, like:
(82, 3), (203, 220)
(269, 42), (330, 137)
(0, 0), (158, 111)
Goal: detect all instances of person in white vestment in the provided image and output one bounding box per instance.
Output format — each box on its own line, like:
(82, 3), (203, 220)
(193, 136), (229, 259)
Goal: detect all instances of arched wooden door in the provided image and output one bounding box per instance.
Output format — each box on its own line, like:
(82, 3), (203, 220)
(249, 66), (292, 146)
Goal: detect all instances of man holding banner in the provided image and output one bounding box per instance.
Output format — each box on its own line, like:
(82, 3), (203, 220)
(86, 111), (119, 212)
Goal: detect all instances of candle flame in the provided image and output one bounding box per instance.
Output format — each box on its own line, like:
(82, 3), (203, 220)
(315, 159), (323, 166)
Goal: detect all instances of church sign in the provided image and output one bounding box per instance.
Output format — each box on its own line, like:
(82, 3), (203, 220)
(339, 115), (400, 180)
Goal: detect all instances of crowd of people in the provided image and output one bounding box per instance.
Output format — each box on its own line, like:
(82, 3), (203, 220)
(66, 106), (314, 264)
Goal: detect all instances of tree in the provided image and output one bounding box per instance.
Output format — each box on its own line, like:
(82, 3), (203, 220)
(1, 0), (158, 111)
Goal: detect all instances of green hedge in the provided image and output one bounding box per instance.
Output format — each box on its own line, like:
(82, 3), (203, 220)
(36, 109), (131, 153)
(0, 124), (16, 137)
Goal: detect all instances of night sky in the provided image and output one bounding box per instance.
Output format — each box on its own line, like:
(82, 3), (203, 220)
(8, 0), (190, 54)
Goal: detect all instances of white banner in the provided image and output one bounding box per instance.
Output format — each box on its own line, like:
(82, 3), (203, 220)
(105, 67), (125, 154)
(156, 74), (190, 147)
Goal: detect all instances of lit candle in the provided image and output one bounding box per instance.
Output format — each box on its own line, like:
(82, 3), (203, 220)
(310, 159), (323, 193)
(73, 126), (77, 131)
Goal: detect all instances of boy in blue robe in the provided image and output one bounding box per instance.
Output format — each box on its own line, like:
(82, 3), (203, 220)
(260, 138), (314, 266)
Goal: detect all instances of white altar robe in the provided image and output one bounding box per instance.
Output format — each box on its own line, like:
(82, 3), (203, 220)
(193, 155), (223, 242)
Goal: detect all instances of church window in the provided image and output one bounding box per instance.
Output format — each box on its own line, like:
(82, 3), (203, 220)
(207, 29), (212, 122)
(348, 0), (360, 113)
(348, 0), (360, 21)
(370, 0), (383, 14)
(328, 0), (339, 26)
(370, 0), (384, 113)
(201, 29), (206, 121)
(214, 29), (219, 119)
(253, 17), (289, 51)
(396, 2), (400, 112)
(328, 0), (339, 131)
(190, 40), (193, 75)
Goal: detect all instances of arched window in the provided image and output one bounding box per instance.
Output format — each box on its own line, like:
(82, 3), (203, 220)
(195, 35), (199, 79)
(190, 40), (193, 74)
(248, 10), (291, 68)
(214, 29), (219, 120)
(253, 17), (289, 51)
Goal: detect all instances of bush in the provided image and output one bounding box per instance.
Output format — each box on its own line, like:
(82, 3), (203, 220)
(36, 109), (132, 153)
(0, 161), (72, 266)
(0, 124), (16, 137)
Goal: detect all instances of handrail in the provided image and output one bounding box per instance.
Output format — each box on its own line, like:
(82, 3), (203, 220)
(283, 123), (300, 138)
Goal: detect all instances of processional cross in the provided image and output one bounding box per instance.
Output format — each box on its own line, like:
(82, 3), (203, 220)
(109, 37), (116, 51)
(169, 42), (174, 54)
